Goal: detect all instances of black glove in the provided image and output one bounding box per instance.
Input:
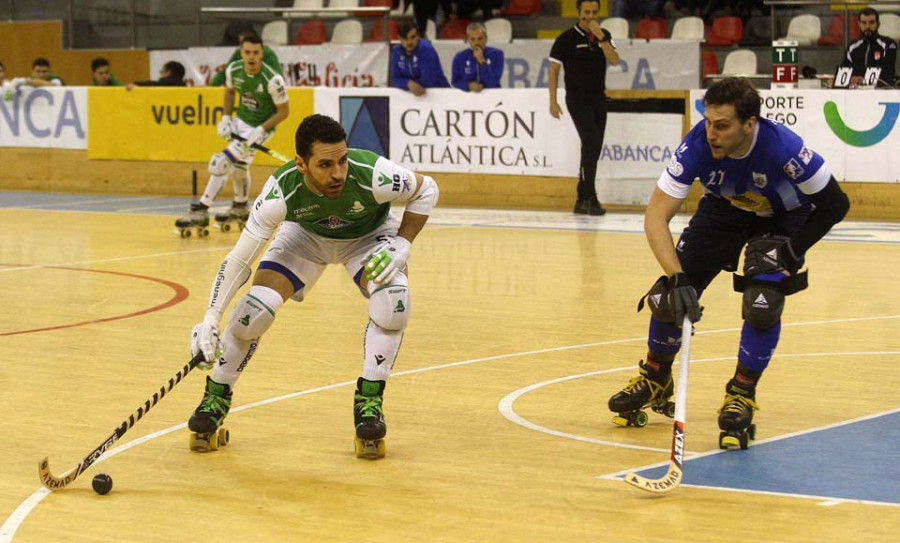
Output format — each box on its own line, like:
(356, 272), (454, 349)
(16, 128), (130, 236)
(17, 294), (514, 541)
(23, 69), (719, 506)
(743, 236), (803, 276)
(668, 272), (702, 327)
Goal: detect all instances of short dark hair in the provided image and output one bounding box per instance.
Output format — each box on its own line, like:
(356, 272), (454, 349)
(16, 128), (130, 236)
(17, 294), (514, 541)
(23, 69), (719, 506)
(91, 57), (110, 72)
(241, 34), (263, 47)
(576, 0), (601, 10)
(295, 114), (347, 161)
(859, 7), (879, 24)
(703, 77), (761, 123)
(398, 21), (419, 39)
(32, 57), (50, 69)
(163, 61), (186, 80)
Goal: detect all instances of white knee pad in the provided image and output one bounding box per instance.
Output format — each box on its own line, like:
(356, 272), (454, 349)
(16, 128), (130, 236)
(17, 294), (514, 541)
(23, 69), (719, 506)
(368, 285), (410, 331)
(229, 286), (284, 341)
(209, 152), (236, 177)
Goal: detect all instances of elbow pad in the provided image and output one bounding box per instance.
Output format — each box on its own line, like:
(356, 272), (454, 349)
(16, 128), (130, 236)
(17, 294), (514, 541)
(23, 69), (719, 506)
(404, 175), (439, 215)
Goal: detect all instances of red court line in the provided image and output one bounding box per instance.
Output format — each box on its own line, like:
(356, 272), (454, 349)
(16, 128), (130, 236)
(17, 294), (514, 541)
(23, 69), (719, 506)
(0, 265), (190, 336)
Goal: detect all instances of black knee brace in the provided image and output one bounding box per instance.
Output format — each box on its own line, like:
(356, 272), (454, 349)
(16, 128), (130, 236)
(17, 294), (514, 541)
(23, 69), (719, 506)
(638, 275), (675, 324)
(733, 272), (808, 329)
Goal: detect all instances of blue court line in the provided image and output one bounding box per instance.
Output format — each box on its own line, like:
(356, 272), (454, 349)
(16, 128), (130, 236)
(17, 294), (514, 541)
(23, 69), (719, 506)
(632, 410), (900, 505)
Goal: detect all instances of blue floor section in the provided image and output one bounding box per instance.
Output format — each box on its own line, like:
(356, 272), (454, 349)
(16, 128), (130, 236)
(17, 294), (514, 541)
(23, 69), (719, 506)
(636, 411), (900, 504)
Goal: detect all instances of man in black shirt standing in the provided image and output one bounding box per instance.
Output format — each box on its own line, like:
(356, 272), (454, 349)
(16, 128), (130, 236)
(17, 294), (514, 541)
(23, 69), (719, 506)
(840, 7), (897, 88)
(549, 0), (620, 216)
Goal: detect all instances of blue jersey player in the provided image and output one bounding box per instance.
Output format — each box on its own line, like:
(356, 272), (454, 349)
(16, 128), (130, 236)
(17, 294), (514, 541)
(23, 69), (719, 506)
(608, 78), (850, 448)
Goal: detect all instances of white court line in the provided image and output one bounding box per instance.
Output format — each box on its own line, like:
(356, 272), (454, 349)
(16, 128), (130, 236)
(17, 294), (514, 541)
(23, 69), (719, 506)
(9, 196), (162, 209)
(0, 246), (234, 274)
(4, 319), (898, 541)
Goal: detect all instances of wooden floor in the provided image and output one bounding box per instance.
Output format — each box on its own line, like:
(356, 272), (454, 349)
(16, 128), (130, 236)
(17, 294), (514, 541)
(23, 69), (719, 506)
(1, 197), (899, 542)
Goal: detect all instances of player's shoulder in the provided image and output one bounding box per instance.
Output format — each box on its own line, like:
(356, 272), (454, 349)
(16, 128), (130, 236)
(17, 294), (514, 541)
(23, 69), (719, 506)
(756, 117), (803, 153)
(677, 121), (709, 157)
(271, 161), (300, 188)
(348, 148), (381, 171)
(226, 60), (244, 73)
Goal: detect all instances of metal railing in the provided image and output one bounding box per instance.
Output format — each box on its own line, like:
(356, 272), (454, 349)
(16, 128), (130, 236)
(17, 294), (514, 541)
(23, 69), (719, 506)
(763, 0), (873, 49)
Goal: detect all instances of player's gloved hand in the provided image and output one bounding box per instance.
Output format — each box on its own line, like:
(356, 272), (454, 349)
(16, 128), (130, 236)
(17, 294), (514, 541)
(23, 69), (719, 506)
(217, 114), (233, 140)
(364, 236), (411, 284)
(191, 320), (224, 370)
(245, 126), (267, 148)
(1, 84), (13, 102)
(743, 235), (803, 276)
(668, 272), (702, 326)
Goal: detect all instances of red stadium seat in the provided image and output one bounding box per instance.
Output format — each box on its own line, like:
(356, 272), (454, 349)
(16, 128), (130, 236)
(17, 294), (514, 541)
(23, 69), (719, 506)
(706, 16), (743, 46)
(367, 19), (399, 41)
(294, 20), (327, 45)
(440, 18), (471, 40)
(702, 49), (718, 81)
(502, 0), (540, 16)
(817, 14), (860, 45)
(634, 18), (667, 39)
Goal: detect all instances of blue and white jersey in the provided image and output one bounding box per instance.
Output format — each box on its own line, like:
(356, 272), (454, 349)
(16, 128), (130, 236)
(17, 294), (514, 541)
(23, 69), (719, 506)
(659, 117), (832, 216)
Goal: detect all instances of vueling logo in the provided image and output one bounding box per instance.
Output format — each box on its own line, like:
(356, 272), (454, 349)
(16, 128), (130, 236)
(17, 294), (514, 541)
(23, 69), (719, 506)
(824, 101), (900, 147)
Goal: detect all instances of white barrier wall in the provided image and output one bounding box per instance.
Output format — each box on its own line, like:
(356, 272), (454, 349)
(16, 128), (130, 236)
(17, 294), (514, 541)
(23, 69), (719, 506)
(689, 89), (900, 182)
(151, 39), (700, 91)
(315, 87), (684, 205)
(0, 87), (87, 149)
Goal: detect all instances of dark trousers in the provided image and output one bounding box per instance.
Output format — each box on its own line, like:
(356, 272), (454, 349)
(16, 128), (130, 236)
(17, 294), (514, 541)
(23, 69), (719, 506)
(565, 92), (608, 202)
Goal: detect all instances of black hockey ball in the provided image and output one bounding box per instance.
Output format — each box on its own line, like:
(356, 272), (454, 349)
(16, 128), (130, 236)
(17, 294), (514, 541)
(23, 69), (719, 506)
(92, 473), (113, 495)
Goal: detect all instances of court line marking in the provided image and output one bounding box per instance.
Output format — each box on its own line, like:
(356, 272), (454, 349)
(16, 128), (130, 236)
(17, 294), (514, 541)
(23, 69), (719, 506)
(5, 196), (163, 209)
(3, 316), (898, 541)
(0, 246), (234, 274)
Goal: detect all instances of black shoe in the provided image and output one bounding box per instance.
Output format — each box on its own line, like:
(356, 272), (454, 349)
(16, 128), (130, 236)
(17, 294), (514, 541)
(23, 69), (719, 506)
(574, 199), (607, 216)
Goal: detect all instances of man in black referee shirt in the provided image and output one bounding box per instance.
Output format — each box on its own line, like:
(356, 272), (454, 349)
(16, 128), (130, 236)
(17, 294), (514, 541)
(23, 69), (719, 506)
(548, 0), (620, 216)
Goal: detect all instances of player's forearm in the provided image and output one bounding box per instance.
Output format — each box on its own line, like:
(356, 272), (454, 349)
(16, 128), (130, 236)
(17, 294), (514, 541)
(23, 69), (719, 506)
(222, 89), (236, 116)
(396, 211), (430, 244)
(204, 231), (269, 322)
(548, 63), (560, 104)
(261, 103), (289, 131)
(644, 190), (684, 276)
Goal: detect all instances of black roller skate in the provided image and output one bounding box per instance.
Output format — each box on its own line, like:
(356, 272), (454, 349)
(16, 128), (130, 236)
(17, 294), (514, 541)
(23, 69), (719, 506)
(354, 377), (386, 459)
(188, 376), (232, 452)
(608, 358), (675, 427)
(175, 203), (210, 238)
(214, 201), (250, 232)
(717, 380), (759, 450)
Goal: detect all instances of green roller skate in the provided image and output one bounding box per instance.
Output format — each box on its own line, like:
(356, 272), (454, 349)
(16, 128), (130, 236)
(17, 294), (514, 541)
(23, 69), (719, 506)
(188, 376), (231, 452)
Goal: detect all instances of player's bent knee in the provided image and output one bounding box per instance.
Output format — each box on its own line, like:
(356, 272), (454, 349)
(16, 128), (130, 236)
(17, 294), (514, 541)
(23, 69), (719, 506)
(640, 275), (675, 324)
(229, 287), (283, 340)
(208, 152), (235, 177)
(369, 284), (410, 331)
(742, 284), (784, 329)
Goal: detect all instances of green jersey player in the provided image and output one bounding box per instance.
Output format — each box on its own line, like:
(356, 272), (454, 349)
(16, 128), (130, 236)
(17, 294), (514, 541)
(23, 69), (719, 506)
(176, 34), (290, 235)
(209, 30), (282, 87)
(186, 114), (440, 458)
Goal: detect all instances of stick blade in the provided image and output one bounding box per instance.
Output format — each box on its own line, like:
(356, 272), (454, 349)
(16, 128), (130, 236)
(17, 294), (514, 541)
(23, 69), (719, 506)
(38, 457), (76, 491)
(623, 463), (683, 493)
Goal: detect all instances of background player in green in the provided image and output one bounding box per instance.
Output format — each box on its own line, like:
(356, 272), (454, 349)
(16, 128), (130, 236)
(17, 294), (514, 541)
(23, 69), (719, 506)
(186, 114), (440, 458)
(209, 29), (282, 87)
(176, 34), (289, 233)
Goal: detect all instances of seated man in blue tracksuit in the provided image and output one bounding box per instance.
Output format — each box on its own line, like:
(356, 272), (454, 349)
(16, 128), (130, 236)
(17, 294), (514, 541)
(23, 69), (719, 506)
(451, 21), (505, 92)
(391, 21), (450, 96)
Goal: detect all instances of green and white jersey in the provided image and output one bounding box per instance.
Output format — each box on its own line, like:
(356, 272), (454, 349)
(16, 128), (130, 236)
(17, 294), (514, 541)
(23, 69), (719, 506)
(245, 148), (421, 240)
(224, 61), (288, 128)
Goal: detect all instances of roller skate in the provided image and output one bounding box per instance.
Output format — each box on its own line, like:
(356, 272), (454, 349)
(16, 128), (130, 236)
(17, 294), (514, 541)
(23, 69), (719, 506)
(175, 203), (210, 238)
(354, 377), (386, 459)
(214, 201), (250, 232)
(717, 380), (759, 450)
(608, 358), (675, 427)
(188, 376), (231, 452)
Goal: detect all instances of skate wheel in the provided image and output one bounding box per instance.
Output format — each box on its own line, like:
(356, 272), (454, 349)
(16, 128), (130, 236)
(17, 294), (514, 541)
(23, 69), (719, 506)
(748, 423), (757, 441)
(739, 431), (750, 450)
(218, 427), (230, 446)
(198, 227), (209, 238)
(611, 415), (629, 427)
(189, 431), (217, 452)
(181, 229), (191, 238)
(665, 402), (676, 418)
(719, 431), (740, 450)
(221, 222), (231, 232)
(355, 438), (385, 459)
(631, 411), (649, 428)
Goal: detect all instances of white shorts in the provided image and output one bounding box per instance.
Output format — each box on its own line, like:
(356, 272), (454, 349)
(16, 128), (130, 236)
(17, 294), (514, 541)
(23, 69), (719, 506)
(223, 118), (274, 166)
(258, 215), (400, 301)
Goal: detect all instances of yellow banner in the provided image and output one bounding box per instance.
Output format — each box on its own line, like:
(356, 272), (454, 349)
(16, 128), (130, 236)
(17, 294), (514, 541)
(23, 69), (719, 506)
(88, 87), (314, 165)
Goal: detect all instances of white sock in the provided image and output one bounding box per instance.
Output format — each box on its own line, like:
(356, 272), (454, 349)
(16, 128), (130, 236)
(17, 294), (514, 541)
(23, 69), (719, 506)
(362, 320), (403, 382)
(200, 174), (228, 207)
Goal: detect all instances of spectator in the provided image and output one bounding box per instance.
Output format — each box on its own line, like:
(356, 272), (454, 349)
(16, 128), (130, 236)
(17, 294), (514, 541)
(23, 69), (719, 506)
(91, 57), (124, 86)
(840, 7), (897, 88)
(126, 61), (187, 90)
(18, 58), (66, 87)
(613, 0), (660, 19)
(456, 0), (503, 21)
(391, 21), (450, 96)
(210, 30), (282, 87)
(451, 22), (504, 91)
(412, 0), (455, 35)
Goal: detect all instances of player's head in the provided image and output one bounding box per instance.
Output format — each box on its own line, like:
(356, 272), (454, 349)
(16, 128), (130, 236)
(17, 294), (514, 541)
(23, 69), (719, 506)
(859, 7), (879, 39)
(238, 29), (260, 43)
(466, 22), (487, 49)
(294, 114), (349, 199)
(240, 34), (264, 74)
(398, 21), (420, 54)
(576, 0), (601, 29)
(31, 58), (51, 80)
(91, 57), (112, 84)
(702, 77), (760, 159)
(161, 61), (186, 81)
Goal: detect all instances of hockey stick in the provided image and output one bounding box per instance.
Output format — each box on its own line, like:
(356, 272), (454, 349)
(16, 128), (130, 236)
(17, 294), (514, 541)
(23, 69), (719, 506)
(624, 317), (692, 493)
(229, 132), (292, 163)
(38, 354), (204, 491)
